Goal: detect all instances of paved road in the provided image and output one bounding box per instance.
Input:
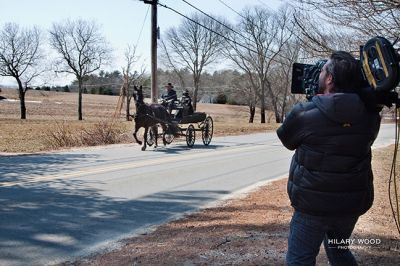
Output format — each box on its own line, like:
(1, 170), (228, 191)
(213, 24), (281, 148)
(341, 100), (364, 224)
(0, 124), (395, 265)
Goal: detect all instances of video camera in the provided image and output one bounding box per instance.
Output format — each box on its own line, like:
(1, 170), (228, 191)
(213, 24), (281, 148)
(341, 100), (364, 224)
(291, 36), (400, 109)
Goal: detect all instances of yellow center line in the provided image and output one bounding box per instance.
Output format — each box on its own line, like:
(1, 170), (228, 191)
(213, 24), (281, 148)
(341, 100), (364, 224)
(1, 144), (267, 187)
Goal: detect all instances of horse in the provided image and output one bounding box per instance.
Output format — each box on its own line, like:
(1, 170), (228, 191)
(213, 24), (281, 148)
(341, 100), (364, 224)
(132, 86), (171, 151)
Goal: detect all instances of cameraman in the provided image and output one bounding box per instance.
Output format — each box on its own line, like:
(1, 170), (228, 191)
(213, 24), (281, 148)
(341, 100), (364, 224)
(277, 51), (381, 265)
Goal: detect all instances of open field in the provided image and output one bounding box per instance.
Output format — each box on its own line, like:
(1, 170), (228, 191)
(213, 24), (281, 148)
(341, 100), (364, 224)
(0, 89), (278, 153)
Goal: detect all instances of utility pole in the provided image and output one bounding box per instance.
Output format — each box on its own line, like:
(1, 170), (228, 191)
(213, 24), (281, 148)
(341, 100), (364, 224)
(143, 0), (158, 103)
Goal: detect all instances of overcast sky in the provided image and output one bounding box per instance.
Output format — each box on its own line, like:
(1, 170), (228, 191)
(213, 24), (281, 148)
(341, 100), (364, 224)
(0, 0), (284, 86)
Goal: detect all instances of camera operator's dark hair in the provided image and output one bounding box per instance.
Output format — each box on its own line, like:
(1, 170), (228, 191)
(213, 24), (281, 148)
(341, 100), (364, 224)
(326, 51), (360, 93)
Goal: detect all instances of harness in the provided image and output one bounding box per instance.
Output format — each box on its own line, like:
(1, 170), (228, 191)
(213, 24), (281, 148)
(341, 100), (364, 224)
(133, 103), (173, 126)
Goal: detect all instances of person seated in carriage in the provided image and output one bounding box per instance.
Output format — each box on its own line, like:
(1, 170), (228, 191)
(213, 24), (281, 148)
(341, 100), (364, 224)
(161, 82), (177, 114)
(181, 89), (194, 116)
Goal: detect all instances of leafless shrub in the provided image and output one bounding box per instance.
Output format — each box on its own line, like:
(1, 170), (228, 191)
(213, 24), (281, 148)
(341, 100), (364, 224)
(45, 119), (127, 149)
(80, 120), (125, 146)
(44, 120), (81, 148)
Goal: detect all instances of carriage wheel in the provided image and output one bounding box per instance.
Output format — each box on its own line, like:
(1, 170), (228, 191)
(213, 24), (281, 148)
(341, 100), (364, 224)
(202, 116), (213, 146)
(186, 124), (196, 148)
(146, 126), (157, 146)
(163, 125), (175, 145)
(163, 132), (174, 144)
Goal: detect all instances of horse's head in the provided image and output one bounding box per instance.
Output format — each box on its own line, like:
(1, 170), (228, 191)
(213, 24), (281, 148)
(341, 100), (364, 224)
(133, 85), (144, 104)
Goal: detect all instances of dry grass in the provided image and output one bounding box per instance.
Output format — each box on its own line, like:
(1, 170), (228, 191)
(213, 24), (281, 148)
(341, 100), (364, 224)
(0, 89), (278, 153)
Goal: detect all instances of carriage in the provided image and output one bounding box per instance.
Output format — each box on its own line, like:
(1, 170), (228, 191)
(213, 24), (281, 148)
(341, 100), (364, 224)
(145, 98), (214, 148)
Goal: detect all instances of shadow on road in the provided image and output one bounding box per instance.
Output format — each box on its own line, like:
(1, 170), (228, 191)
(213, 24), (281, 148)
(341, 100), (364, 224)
(0, 177), (230, 265)
(0, 153), (102, 183)
(149, 143), (223, 154)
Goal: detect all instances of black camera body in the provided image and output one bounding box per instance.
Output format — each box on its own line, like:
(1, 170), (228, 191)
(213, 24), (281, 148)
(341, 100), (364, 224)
(291, 60), (327, 98)
(291, 36), (400, 109)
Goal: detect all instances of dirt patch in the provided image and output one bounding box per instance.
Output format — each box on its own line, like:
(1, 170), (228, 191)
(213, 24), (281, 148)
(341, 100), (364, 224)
(67, 145), (399, 266)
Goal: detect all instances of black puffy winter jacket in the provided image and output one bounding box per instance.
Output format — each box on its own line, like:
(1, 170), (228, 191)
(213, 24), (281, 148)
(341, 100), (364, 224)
(277, 93), (381, 216)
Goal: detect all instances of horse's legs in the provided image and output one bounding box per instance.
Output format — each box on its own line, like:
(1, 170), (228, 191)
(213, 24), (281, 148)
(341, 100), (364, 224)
(133, 124), (142, 145)
(161, 123), (168, 146)
(142, 127), (148, 151)
(153, 125), (159, 148)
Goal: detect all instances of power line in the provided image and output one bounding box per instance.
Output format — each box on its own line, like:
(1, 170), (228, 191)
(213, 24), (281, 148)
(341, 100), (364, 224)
(135, 5), (150, 48)
(180, 0), (293, 64)
(180, 0), (254, 46)
(216, 0), (270, 37)
(160, 0), (293, 64)
(256, 0), (270, 8)
(217, 0), (247, 21)
(158, 1), (259, 54)
(214, 0), (290, 63)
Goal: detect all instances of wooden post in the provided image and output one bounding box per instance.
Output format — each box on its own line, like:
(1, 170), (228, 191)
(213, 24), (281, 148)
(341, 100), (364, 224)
(142, 0), (158, 103)
(151, 0), (158, 103)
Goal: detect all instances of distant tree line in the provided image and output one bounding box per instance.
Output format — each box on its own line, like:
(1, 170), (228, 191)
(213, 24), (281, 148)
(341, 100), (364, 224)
(70, 70), (124, 96)
(52, 68), (249, 103)
(35, 85), (70, 92)
(157, 68), (247, 105)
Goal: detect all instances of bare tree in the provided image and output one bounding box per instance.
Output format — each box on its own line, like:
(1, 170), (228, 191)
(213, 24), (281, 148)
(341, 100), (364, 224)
(0, 23), (43, 119)
(294, 0), (400, 39)
(159, 40), (186, 90)
(161, 13), (225, 110)
(49, 19), (111, 120)
(231, 72), (259, 123)
(291, 11), (365, 59)
(268, 40), (302, 122)
(116, 44), (146, 121)
(225, 6), (294, 123)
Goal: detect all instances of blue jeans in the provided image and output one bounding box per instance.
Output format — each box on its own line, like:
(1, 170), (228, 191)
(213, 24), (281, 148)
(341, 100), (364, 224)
(286, 211), (359, 266)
